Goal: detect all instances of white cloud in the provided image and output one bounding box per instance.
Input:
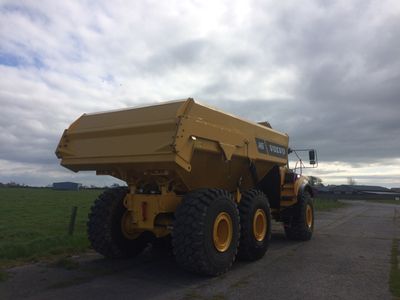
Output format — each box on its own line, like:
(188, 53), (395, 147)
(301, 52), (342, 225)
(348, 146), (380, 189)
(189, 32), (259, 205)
(301, 159), (400, 187)
(0, 0), (399, 187)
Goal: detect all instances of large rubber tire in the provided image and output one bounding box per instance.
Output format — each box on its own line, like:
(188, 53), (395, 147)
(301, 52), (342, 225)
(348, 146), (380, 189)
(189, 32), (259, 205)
(284, 191), (314, 241)
(87, 188), (149, 258)
(237, 189), (272, 261)
(172, 189), (240, 276)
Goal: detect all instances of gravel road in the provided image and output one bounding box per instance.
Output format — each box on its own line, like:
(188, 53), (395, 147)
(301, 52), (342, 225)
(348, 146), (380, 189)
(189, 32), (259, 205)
(1, 200), (399, 300)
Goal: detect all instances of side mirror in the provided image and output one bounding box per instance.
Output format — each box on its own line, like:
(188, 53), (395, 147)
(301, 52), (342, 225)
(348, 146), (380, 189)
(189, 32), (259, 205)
(309, 150), (316, 165)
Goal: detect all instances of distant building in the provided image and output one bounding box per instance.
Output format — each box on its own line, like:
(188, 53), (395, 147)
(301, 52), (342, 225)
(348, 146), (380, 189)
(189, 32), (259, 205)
(331, 185), (355, 195)
(351, 185), (391, 193)
(315, 184), (392, 195)
(312, 185), (331, 194)
(313, 184), (400, 200)
(52, 182), (81, 191)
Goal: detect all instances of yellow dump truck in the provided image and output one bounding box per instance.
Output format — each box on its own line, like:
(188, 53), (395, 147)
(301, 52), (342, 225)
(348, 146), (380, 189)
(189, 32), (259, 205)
(56, 98), (316, 275)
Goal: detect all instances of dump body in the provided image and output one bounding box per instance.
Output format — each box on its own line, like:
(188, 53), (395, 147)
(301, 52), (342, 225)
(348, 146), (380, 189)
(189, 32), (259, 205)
(56, 98), (289, 192)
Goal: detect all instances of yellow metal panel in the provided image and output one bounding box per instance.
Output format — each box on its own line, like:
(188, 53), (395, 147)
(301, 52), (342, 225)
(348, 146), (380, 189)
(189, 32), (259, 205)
(279, 174), (310, 207)
(56, 98), (290, 192)
(294, 176), (309, 197)
(124, 193), (182, 230)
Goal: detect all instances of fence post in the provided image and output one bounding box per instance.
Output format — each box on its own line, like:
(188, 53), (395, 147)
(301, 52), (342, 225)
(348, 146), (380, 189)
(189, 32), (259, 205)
(68, 206), (78, 235)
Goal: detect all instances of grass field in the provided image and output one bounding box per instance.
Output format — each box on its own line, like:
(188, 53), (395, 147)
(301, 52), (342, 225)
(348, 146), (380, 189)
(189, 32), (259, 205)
(313, 198), (347, 211)
(0, 188), (345, 270)
(0, 187), (102, 268)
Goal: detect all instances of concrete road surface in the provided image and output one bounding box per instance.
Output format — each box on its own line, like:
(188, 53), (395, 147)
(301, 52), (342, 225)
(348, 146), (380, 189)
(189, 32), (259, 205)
(1, 200), (399, 300)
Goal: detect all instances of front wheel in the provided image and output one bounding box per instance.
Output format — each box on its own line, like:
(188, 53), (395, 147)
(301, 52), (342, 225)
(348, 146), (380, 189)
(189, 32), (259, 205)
(284, 191), (314, 241)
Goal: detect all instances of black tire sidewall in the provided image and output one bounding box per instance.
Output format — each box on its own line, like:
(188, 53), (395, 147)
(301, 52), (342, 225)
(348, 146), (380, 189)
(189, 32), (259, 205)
(172, 189), (240, 275)
(203, 196), (240, 271)
(247, 194), (271, 249)
(238, 190), (271, 260)
(284, 190), (314, 241)
(302, 192), (314, 234)
(294, 191), (314, 237)
(109, 191), (135, 254)
(88, 188), (149, 258)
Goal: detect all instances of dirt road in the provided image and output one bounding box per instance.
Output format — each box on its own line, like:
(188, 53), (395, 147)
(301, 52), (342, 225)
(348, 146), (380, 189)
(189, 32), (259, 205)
(1, 200), (399, 300)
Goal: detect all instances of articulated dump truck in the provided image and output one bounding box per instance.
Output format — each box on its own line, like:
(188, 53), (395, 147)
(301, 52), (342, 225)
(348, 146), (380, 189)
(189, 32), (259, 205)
(56, 98), (315, 276)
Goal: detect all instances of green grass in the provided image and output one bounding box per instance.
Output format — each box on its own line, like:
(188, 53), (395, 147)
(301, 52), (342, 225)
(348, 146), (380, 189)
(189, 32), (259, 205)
(313, 198), (347, 211)
(0, 269), (9, 281)
(390, 239), (400, 297)
(0, 188), (346, 270)
(0, 187), (102, 268)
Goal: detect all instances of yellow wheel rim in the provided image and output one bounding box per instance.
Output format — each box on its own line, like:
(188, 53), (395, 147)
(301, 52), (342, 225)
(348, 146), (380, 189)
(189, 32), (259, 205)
(306, 205), (313, 228)
(213, 212), (233, 252)
(253, 209), (267, 241)
(121, 211), (140, 239)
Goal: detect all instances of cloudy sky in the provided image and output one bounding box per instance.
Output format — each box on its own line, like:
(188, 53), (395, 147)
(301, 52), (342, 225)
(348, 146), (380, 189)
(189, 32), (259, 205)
(1, 0), (399, 187)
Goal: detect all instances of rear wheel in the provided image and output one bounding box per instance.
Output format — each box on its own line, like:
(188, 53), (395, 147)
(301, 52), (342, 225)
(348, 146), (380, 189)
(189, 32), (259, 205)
(237, 189), (272, 261)
(87, 188), (149, 258)
(284, 191), (314, 241)
(172, 189), (240, 276)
